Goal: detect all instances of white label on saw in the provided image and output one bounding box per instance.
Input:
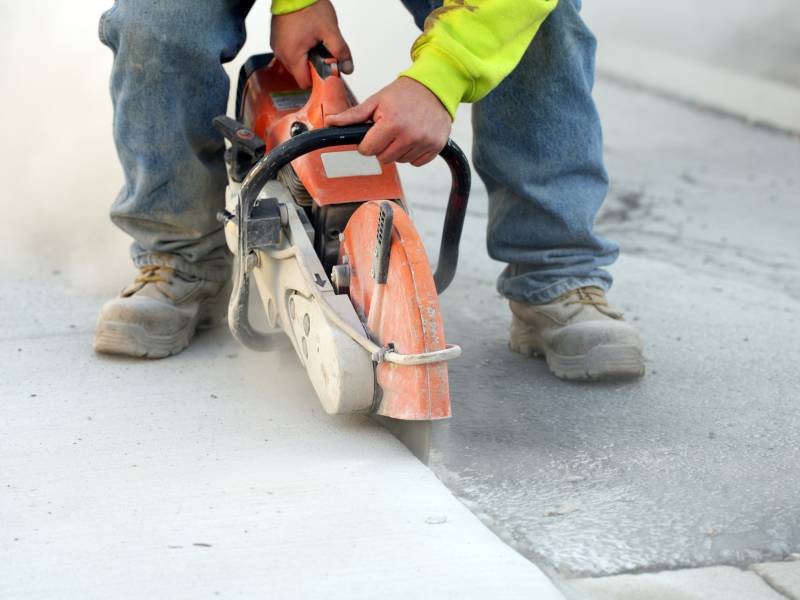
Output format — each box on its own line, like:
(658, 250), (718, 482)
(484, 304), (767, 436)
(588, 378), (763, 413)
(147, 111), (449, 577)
(270, 91), (310, 111)
(321, 151), (383, 178)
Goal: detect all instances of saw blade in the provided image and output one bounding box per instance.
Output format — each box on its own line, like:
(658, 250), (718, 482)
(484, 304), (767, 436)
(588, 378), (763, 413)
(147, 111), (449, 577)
(372, 415), (432, 464)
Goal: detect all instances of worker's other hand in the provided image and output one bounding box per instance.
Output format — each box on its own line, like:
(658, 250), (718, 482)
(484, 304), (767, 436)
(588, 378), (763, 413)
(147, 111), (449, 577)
(270, 0), (352, 89)
(325, 77), (452, 167)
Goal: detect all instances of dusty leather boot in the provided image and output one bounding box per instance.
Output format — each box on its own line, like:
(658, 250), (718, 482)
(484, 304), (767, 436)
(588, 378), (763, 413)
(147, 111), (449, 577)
(94, 265), (230, 358)
(509, 287), (644, 381)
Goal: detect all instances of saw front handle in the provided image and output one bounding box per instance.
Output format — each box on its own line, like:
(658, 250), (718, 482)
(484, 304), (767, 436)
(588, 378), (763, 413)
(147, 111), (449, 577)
(221, 124), (471, 351)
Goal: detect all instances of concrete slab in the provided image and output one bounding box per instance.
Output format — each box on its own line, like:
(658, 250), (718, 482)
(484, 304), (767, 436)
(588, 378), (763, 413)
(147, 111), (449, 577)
(566, 566), (787, 600)
(0, 278), (564, 600)
(752, 560), (800, 600)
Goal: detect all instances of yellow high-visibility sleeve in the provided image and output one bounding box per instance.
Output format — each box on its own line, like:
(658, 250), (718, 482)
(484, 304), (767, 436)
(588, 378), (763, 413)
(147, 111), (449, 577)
(400, 1), (557, 119)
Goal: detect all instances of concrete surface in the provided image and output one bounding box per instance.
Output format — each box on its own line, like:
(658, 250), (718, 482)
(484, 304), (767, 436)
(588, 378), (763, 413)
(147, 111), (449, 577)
(2, 0), (799, 598)
(753, 559), (800, 599)
(0, 278), (563, 599)
(566, 566), (787, 600)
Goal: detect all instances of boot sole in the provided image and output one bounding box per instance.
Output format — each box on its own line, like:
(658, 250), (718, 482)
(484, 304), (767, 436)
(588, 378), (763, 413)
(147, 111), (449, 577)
(94, 321), (192, 359)
(509, 339), (645, 381)
(93, 301), (227, 359)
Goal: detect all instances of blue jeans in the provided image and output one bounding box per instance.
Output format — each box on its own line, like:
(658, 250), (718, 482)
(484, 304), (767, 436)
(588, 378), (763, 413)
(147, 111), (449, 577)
(100, 0), (618, 301)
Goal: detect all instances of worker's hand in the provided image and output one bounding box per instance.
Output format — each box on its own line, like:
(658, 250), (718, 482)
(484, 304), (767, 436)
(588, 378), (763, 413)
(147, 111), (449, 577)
(325, 77), (452, 166)
(270, 0), (353, 89)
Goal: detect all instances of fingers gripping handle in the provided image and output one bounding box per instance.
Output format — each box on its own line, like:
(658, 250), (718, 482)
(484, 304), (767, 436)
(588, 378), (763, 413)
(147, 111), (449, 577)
(227, 124), (471, 351)
(307, 43), (337, 79)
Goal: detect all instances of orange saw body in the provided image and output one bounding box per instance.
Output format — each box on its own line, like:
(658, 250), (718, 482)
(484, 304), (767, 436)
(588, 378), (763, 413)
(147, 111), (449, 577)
(214, 47), (470, 458)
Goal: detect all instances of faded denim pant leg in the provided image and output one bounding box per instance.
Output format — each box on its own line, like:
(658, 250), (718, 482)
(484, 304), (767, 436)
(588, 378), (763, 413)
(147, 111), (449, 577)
(102, 0), (618, 300)
(99, 0), (255, 283)
(402, 0), (619, 304)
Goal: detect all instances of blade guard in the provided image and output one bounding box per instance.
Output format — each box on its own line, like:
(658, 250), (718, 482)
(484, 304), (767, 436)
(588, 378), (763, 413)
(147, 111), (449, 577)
(342, 202), (450, 420)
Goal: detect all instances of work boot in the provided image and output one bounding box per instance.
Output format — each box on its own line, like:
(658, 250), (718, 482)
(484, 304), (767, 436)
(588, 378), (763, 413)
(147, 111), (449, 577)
(94, 265), (230, 358)
(509, 287), (644, 381)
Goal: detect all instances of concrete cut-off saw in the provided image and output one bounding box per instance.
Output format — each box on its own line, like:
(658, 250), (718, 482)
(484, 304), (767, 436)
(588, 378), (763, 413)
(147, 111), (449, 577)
(214, 47), (470, 462)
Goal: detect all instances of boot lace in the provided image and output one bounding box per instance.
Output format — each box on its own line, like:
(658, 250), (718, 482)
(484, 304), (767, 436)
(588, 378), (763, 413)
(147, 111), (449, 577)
(561, 286), (608, 307)
(135, 265), (174, 285)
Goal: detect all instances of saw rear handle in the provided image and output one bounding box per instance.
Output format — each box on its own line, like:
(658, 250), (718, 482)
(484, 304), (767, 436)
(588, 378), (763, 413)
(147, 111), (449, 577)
(215, 121), (471, 351)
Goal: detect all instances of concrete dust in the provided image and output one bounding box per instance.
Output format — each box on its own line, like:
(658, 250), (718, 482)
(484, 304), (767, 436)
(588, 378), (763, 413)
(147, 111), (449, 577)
(0, 2), (123, 291)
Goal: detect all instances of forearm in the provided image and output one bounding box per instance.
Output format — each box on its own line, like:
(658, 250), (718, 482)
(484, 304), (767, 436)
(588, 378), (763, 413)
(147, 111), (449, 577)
(400, 0), (558, 118)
